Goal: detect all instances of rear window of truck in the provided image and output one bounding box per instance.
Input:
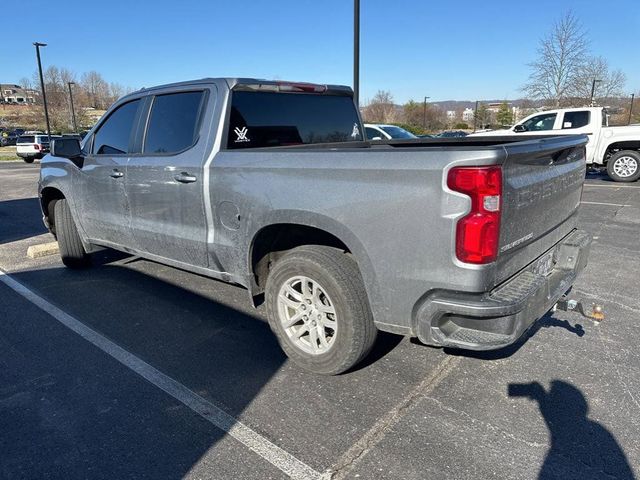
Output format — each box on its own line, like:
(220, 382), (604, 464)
(18, 136), (35, 144)
(226, 91), (362, 149)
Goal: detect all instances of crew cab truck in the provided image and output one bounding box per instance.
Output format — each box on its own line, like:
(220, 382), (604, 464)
(470, 106), (640, 182)
(39, 78), (591, 375)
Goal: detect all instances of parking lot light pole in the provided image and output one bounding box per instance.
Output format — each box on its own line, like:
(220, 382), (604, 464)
(589, 78), (602, 106)
(33, 42), (51, 142)
(353, 0), (360, 107)
(68, 82), (78, 132)
(422, 96), (430, 130)
(629, 93), (635, 125)
(473, 100), (479, 132)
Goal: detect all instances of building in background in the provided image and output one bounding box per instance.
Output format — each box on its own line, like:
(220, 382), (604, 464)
(0, 84), (40, 104)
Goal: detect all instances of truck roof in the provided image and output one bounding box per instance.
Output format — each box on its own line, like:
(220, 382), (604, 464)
(125, 78), (353, 98)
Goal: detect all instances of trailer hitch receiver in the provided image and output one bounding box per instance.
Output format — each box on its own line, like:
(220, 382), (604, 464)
(554, 296), (605, 323)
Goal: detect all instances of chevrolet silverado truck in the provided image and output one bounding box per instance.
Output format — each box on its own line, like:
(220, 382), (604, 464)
(470, 106), (640, 182)
(39, 78), (591, 374)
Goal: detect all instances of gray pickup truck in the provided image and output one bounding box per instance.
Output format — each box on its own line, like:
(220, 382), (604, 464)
(39, 78), (591, 374)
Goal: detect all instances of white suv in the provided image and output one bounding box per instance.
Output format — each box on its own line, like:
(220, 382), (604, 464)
(16, 134), (52, 163)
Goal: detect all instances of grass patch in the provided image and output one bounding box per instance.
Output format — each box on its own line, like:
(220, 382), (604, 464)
(0, 146), (19, 161)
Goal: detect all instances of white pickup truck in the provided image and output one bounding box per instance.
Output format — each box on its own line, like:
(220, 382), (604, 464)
(471, 107), (640, 182)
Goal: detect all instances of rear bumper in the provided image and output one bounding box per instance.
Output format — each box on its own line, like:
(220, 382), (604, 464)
(17, 152), (44, 159)
(415, 229), (592, 350)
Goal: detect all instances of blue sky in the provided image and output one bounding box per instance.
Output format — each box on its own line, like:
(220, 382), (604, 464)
(3, 0), (639, 103)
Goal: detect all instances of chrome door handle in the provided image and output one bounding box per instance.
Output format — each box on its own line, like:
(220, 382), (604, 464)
(174, 172), (197, 183)
(110, 169), (124, 179)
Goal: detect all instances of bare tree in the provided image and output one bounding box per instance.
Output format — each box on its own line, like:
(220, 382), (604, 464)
(570, 56), (626, 102)
(19, 77), (34, 91)
(81, 71), (110, 109)
(523, 12), (589, 106)
(362, 90), (397, 123)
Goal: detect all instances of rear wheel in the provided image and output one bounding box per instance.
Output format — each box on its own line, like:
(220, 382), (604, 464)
(54, 199), (91, 269)
(607, 150), (640, 182)
(23, 157), (35, 164)
(265, 245), (377, 375)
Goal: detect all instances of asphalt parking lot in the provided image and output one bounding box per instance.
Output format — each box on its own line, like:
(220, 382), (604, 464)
(1, 161), (639, 480)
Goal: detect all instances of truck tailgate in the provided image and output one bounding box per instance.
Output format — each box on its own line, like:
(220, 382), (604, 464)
(496, 135), (588, 284)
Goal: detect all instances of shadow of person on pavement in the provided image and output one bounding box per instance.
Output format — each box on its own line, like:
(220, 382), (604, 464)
(509, 380), (635, 480)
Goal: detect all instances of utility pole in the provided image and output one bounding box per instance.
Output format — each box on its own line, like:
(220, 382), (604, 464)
(34, 42), (51, 142)
(353, 0), (360, 107)
(68, 82), (78, 132)
(589, 78), (602, 106)
(629, 93), (635, 125)
(473, 100), (479, 132)
(422, 96), (430, 130)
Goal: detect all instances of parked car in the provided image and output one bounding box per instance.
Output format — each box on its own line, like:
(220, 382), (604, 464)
(1, 131), (19, 146)
(435, 130), (468, 138)
(16, 134), (54, 163)
(364, 124), (417, 140)
(40, 78), (591, 375)
(470, 107), (640, 182)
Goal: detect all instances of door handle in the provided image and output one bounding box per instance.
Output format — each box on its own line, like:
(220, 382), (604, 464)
(110, 169), (124, 179)
(174, 172), (197, 184)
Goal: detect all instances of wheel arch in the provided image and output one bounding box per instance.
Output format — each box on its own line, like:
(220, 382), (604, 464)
(602, 141), (640, 163)
(247, 213), (381, 313)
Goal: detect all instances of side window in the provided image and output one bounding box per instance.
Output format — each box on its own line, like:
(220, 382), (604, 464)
(562, 111), (590, 129)
(522, 113), (557, 132)
(144, 91), (205, 154)
(365, 127), (383, 140)
(93, 99), (141, 155)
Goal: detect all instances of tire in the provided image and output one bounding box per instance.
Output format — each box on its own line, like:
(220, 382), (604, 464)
(54, 199), (91, 268)
(606, 150), (640, 182)
(23, 157), (35, 164)
(265, 245), (377, 375)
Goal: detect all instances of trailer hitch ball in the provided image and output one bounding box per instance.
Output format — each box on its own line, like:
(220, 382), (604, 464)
(554, 297), (605, 323)
(591, 304), (605, 322)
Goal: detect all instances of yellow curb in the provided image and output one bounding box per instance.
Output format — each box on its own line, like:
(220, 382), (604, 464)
(27, 242), (59, 259)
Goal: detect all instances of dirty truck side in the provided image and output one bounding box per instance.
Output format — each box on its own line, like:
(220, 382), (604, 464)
(39, 78), (591, 374)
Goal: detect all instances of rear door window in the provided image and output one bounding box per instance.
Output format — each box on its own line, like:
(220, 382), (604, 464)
(144, 91), (205, 154)
(93, 99), (141, 155)
(562, 111), (590, 129)
(227, 91), (362, 149)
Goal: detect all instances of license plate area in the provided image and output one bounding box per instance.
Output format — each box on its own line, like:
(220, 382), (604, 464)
(532, 251), (555, 277)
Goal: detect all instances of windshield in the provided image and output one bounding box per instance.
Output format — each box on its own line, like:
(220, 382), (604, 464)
(227, 91), (362, 149)
(380, 126), (417, 139)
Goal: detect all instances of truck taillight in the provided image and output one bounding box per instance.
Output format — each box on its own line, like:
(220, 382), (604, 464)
(34, 144), (41, 151)
(447, 166), (502, 264)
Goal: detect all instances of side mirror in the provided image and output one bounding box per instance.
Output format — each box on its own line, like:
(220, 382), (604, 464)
(51, 138), (82, 159)
(513, 124), (527, 133)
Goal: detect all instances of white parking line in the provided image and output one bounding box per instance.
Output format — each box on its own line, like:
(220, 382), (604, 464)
(583, 184), (640, 189)
(0, 269), (325, 480)
(581, 201), (631, 207)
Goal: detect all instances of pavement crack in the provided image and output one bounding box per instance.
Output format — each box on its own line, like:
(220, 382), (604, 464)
(422, 395), (547, 449)
(324, 355), (462, 480)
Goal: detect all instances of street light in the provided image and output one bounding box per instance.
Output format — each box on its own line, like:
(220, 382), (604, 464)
(589, 78), (602, 106)
(422, 96), (430, 130)
(353, 0), (360, 107)
(629, 93), (635, 125)
(68, 81), (78, 132)
(33, 42), (52, 142)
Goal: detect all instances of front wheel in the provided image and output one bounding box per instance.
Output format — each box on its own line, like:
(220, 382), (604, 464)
(607, 151), (640, 182)
(54, 199), (91, 269)
(265, 246), (377, 375)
